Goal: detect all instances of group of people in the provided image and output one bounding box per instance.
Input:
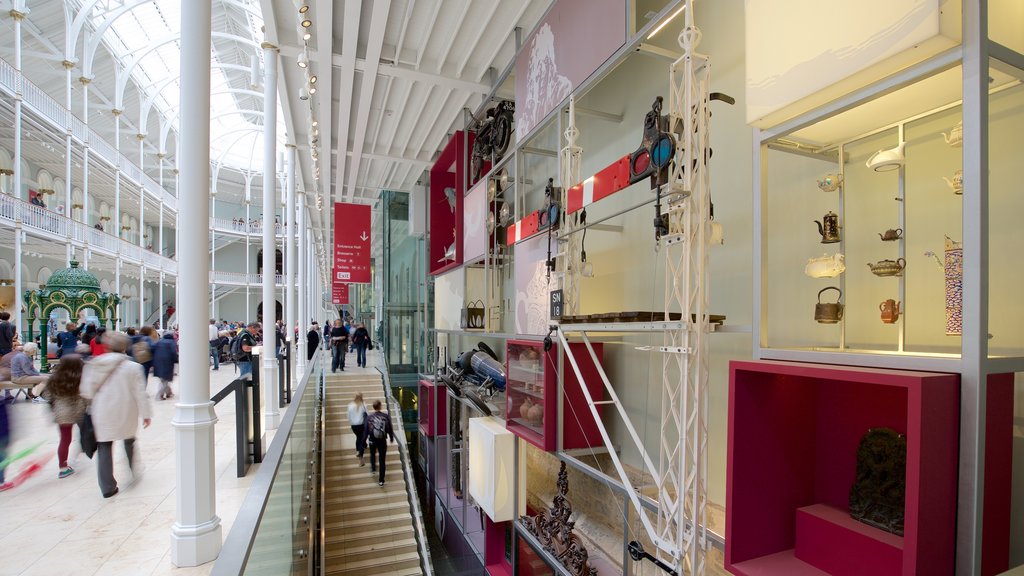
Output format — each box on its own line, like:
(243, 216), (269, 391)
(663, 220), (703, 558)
(305, 319), (371, 372)
(228, 217), (282, 234)
(0, 327), (153, 498)
(346, 392), (396, 487)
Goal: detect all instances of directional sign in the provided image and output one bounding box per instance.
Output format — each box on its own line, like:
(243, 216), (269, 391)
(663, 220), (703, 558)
(331, 277), (349, 305)
(333, 202), (371, 284)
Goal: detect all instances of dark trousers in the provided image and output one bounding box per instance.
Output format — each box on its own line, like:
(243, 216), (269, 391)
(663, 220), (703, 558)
(97, 438), (135, 496)
(369, 438), (387, 483)
(331, 344), (346, 372)
(355, 344), (367, 367)
(351, 423), (366, 457)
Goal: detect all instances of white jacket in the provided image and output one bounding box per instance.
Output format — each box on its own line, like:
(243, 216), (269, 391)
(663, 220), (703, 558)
(80, 353), (153, 442)
(347, 401), (366, 426)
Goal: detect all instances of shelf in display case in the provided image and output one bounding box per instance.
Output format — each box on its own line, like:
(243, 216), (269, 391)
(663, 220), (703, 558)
(505, 339), (604, 452)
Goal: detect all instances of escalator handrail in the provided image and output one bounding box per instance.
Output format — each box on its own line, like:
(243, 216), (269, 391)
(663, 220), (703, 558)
(377, 366), (435, 576)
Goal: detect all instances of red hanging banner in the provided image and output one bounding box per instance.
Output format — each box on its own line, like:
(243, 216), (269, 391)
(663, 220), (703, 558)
(333, 202), (372, 284)
(331, 277), (349, 305)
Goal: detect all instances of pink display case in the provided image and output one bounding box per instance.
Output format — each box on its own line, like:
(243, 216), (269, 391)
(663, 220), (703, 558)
(429, 130), (473, 276)
(418, 378), (447, 437)
(485, 518), (512, 576)
(725, 360), (961, 576)
(505, 340), (604, 452)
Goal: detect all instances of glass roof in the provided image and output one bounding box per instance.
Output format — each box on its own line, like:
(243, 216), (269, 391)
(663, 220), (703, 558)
(71, 0), (286, 171)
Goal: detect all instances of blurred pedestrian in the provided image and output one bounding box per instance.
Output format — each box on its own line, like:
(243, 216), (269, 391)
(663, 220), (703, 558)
(42, 354), (87, 478)
(79, 331), (152, 498)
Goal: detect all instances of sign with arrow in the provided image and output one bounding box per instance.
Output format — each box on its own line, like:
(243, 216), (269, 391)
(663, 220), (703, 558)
(333, 202), (372, 284)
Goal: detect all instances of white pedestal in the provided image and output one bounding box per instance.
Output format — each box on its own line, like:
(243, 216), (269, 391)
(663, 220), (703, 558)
(171, 401), (222, 566)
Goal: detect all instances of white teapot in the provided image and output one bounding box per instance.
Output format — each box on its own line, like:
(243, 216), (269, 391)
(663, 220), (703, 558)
(942, 121), (963, 148)
(943, 169), (963, 195)
(805, 253), (846, 278)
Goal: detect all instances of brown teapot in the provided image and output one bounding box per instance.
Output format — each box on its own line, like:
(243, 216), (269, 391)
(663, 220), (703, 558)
(814, 211), (841, 244)
(880, 299), (901, 324)
(867, 258), (906, 277)
(878, 228), (903, 242)
(814, 287), (844, 324)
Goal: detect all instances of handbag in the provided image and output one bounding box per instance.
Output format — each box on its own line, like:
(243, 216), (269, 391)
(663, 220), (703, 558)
(462, 300), (485, 330)
(79, 412), (97, 459)
(367, 340), (374, 350)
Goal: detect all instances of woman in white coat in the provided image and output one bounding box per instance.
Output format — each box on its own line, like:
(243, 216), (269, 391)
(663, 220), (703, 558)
(80, 331), (152, 498)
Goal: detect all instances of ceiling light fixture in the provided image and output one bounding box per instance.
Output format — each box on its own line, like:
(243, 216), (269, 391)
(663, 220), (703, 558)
(309, 74), (317, 84)
(301, 19), (312, 28)
(298, 4), (309, 13)
(303, 31), (311, 41)
(647, 4), (687, 39)
(308, 85), (317, 95)
(299, 87), (309, 100)
(297, 50), (309, 68)
(311, 120), (318, 127)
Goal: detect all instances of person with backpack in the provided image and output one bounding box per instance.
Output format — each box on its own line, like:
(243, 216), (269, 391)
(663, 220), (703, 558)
(56, 322), (85, 358)
(365, 400), (396, 486)
(346, 393), (368, 466)
(133, 326), (157, 378)
(152, 332), (178, 400)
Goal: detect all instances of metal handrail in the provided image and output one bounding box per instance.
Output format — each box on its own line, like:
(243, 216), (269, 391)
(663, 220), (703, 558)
(210, 348), (323, 575)
(378, 366), (435, 576)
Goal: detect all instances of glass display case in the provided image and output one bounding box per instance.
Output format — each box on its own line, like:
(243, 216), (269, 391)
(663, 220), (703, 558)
(757, 56), (1024, 366)
(504, 339), (604, 451)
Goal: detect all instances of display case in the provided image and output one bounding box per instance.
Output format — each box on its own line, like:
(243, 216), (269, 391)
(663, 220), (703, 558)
(726, 360), (960, 576)
(430, 130), (473, 276)
(418, 378), (447, 437)
(504, 339), (604, 451)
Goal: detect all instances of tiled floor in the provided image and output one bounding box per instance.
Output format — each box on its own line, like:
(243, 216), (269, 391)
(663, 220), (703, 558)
(0, 357), (293, 576)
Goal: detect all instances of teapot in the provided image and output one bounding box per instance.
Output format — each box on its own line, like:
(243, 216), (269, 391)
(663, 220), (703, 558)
(943, 169), (963, 195)
(814, 287), (844, 324)
(814, 211), (841, 244)
(866, 142), (905, 172)
(805, 253), (846, 278)
(880, 299), (901, 324)
(878, 228), (903, 242)
(867, 257), (906, 277)
(817, 173), (843, 193)
(942, 121), (963, 148)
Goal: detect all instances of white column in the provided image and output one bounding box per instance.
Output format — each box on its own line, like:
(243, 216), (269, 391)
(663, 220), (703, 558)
(12, 7), (24, 332)
(170, 0), (222, 566)
(138, 268), (145, 327)
(114, 259), (121, 328)
(285, 145), (297, 375)
(64, 60), (73, 244)
(14, 223), (23, 334)
(297, 192), (307, 370)
(261, 42), (281, 430)
(210, 194), (216, 318)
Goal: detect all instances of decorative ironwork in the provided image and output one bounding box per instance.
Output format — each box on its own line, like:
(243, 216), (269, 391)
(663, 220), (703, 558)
(849, 427), (906, 536)
(519, 461), (598, 576)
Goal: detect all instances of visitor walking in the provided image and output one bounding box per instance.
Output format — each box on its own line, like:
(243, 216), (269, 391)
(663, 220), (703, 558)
(0, 312), (17, 404)
(347, 393), (368, 466)
(351, 322), (370, 368)
(42, 354), (87, 478)
(305, 322), (320, 361)
(328, 319), (348, 373)
(208, 319), (221, 371)
(366, 400), (396, 486)
(56, 322), (84, 358)
(152, 331), (178, 400)
(79, 331), (152, 498)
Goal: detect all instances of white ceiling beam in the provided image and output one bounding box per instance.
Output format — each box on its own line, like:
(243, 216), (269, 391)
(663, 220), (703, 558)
(391, 0), (415, 68)
(281, 43), (491, 95)
(332, 0), (361, 203)
(455, 0), (501, 79)
(415, 1), (443, 71)
(408, 88), (453, 157)
(474, 0), (531, 82)
(344, 0), (391, 202)
(435, 0), (469, 74)
(378, 80), (414, 158)
(343, 149), (431, 167)
(369, 76), (394, 155)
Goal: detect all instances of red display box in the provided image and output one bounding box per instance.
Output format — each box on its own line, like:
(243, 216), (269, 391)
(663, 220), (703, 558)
(418, 378), (447, 437)
(485, 518), (512, 576)
(430, 130), (474, 276)
(505, 340), (604, 452)
(725, 360), (959, 576)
